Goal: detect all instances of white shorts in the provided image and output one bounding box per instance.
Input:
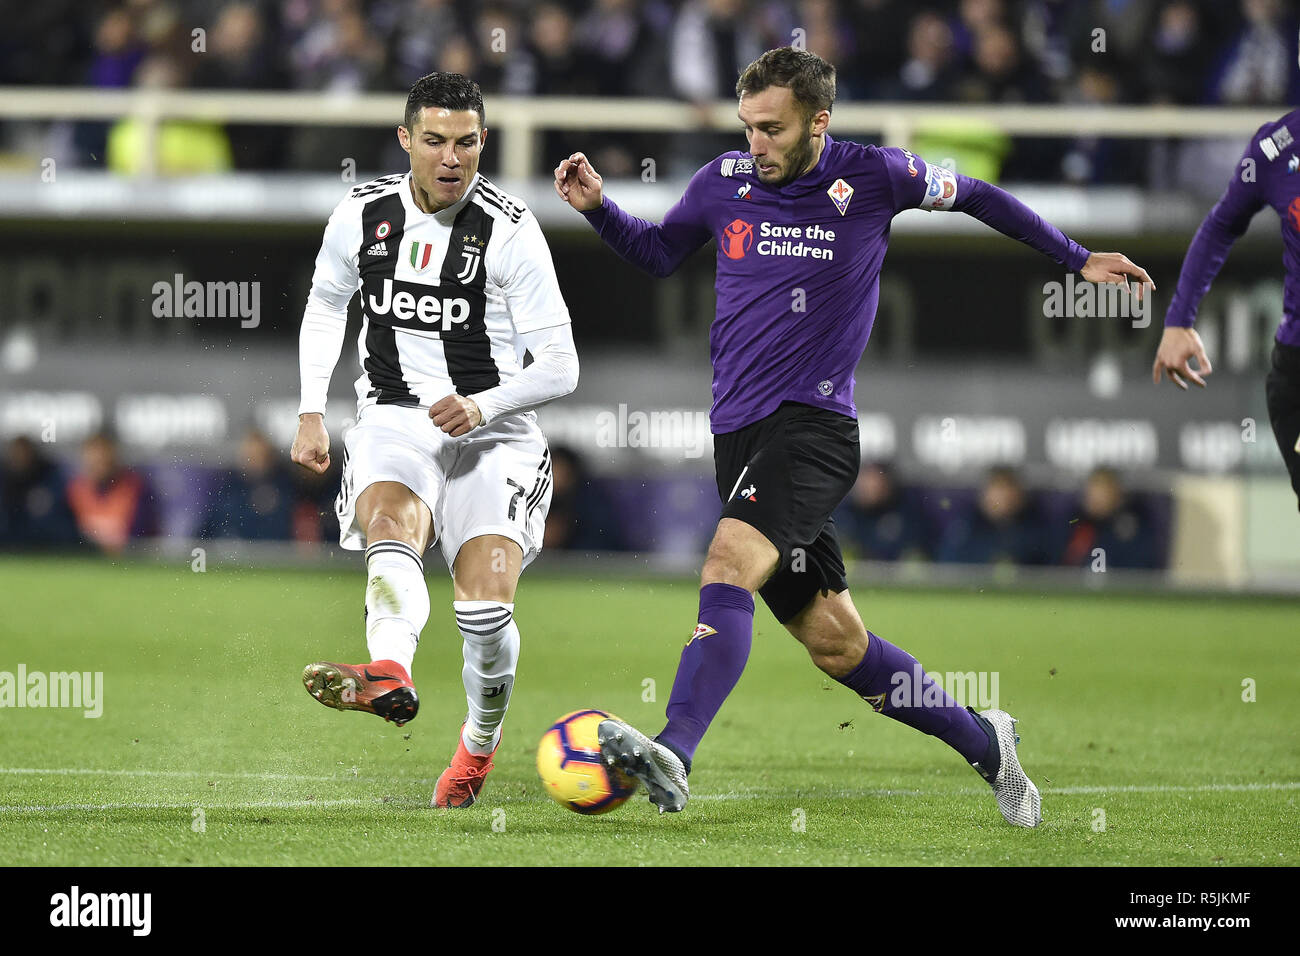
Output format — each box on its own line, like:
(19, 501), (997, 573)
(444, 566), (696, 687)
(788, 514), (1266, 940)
(335, 403), (552, 572)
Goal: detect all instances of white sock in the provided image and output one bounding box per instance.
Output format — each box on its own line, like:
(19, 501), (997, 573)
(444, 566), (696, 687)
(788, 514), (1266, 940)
(454, 600), (519, 755)
(364, 540), (429, 676)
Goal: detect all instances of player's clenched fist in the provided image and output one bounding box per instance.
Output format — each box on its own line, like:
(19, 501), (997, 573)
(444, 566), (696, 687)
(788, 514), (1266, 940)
(291, 412), (331, 474)
(553, 152), (603, 212)
(429, 394), (483, 437)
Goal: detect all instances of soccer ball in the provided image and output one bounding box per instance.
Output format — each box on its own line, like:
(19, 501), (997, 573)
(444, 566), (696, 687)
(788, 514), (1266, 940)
(536, 709), (640, 814)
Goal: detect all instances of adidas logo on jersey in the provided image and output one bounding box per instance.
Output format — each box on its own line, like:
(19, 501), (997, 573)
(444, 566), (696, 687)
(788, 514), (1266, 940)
(367, 277), (470, 330)
(366, 241), (389, 257)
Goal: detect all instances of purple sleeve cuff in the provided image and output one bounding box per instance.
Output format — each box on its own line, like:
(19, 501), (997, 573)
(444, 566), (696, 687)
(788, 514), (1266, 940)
(579, 195), (610, 227)
(1065, 242), (1091, 275)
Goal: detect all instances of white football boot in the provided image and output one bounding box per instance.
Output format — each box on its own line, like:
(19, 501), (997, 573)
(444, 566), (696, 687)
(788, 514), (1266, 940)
(597, 718), (689, 813)
(970, 708), (1042, 828)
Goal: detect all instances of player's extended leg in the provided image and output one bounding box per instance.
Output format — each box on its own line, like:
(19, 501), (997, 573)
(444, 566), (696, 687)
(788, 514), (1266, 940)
(660, 518), (776, 757)
(598, 517), (777, 812)
(432, 533), (524, 808)
(303, 480), (431, 725)
(429, 419), (553, 807)
(784, 588), (1042, 827)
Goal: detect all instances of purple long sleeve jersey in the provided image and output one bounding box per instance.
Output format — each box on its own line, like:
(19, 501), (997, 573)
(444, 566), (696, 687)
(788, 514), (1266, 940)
(582, 133), (1092, 433)
(1165, 108), (1300, 347)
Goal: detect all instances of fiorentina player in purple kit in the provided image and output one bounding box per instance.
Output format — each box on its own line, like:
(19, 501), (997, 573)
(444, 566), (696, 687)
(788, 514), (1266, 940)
(1153, 107), (1300, 509)
(555, 48), (1152, 827)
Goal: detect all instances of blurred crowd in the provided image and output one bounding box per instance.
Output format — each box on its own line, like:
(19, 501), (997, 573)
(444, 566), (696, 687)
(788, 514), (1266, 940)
(549, 449), (1168, 569)
(833, 461), (1165, 569)
(2, 0), (1297, 182)
(0, 431), (1166, 572)
(0, 430), (338, 554)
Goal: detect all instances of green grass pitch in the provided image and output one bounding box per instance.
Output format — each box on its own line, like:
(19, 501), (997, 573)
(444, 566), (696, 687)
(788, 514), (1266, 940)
(1, 556), (1297, 866)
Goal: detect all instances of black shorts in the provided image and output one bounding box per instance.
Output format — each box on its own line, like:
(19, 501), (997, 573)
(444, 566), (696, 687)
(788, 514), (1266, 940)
(713, 402), (860, 623)
(1266, 340), (1300, 511)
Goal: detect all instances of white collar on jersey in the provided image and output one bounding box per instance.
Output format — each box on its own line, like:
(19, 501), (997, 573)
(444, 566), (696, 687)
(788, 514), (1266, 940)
(401, 170), (482, 221)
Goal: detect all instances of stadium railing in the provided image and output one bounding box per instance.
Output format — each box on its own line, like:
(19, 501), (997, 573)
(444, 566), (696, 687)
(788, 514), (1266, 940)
(0, 88), (1283, 179)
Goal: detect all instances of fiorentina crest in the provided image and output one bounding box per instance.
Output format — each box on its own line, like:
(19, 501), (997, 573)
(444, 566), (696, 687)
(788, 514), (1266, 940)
(827, 178), (854, 216)
(686, 623), (717, 646)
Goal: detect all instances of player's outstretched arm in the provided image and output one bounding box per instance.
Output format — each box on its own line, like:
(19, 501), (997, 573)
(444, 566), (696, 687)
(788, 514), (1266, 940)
(553, 151), (712, 278)
(944, 173), (1107, 277)
(937, 166), (1157, 304)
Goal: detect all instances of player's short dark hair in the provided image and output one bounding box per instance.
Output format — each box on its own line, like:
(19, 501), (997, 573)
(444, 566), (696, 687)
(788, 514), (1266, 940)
(736, 47), (836, 123)
(404, 72), (485, 132)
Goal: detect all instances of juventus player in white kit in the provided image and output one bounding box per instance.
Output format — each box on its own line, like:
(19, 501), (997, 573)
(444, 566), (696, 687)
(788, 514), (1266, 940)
(291, 73), (579, 808)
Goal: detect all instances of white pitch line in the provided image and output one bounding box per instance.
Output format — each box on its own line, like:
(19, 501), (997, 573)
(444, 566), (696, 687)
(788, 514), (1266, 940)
(0, 798), (403, 813)
(700, 781), (1300, 800)
(3, 782), (1297, 815)
(0, 766), (390, 783)
(1, 766), (1297, 811)
(1043, 781), (1300, 796)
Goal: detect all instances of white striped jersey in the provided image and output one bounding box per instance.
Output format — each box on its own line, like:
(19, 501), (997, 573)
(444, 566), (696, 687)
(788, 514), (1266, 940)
(301, 170), (571, 414)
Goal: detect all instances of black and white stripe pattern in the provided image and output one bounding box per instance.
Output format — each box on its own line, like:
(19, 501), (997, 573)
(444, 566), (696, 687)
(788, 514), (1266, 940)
(314, 170), (563, 416)
(334, 443), (353, 519)
(365, 538), (424, 572)
(455, 603), (514, 637)
(359, 191), (417, 405)
(349, 173), (404, 199)
(439, 199), (498, 395)
(524, 447), (552, 519)
(475, 177), (525, 223)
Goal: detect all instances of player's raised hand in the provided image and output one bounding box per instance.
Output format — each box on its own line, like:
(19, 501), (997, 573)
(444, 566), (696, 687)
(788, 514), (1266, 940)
(290, 412), (331, 474)
(1081, 252), (1156, 300)
(429, 394), (483, 437)
(1152, 326), (1213, 390)
(553, 152), (603, 212)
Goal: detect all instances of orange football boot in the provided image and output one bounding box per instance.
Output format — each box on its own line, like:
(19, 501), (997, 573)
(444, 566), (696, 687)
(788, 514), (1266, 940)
(432, 728), (499, 808)
(301, 659), (419, 726)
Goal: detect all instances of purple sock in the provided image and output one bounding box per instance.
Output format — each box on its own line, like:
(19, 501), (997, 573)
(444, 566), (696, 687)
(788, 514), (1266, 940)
(656, 582), (754, 766)
(836, 631), (991, 764)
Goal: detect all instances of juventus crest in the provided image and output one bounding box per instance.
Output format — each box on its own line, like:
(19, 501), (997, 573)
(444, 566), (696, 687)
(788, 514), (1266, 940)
(457, 233), (485, 282)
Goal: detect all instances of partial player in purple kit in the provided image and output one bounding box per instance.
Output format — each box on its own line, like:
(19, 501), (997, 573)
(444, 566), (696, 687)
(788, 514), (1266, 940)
(1153, 106), (1300, 509)
(555, 47), (1153, 827)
